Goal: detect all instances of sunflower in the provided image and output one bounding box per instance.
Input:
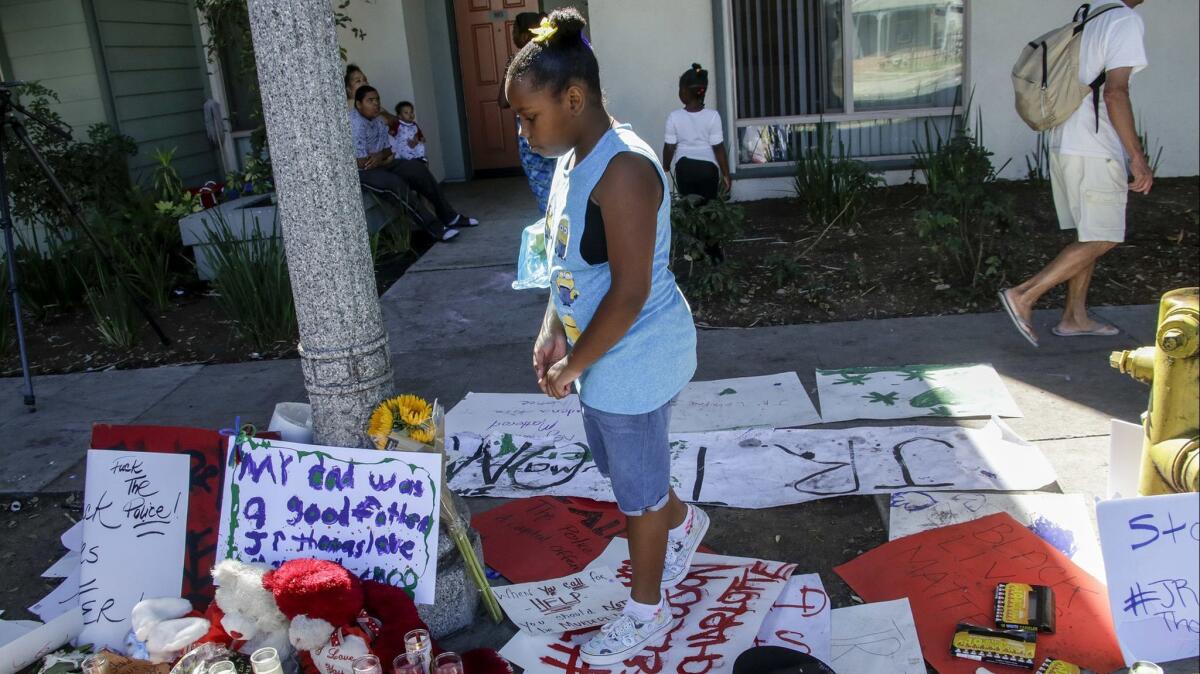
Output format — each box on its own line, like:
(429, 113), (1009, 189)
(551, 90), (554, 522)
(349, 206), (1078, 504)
(367, 403), (396, 450)
(408, 424), (435, 444)
(395, 394), (433, 427)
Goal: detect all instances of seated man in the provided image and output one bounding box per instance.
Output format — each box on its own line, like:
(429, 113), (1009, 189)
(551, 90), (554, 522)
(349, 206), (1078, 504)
(350, 85), (478, 241)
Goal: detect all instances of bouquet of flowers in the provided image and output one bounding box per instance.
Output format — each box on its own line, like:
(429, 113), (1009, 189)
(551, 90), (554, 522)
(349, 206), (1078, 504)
(367, 394), (502, 622)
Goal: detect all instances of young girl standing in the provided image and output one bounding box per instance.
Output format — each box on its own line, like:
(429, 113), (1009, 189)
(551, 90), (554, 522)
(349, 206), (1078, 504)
(662, 63), (731, 200)
(505, 8), (707, 665)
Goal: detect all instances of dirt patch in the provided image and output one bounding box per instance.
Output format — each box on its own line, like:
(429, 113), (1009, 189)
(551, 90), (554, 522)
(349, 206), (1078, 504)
(688, 177), (1199, 327)
(0, 240), (429, 377)
(0, 493), (80, 622)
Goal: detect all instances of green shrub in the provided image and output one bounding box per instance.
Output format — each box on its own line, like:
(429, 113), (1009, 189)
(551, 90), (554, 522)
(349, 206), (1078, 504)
(1025, 131), (1051, 184)
(793, 124), (881, 226)
(0, 261), (12, 356)
(13, 229), (96, 320)
(2, 83), (136, 233)
(912, 108), (1014, 290)
(1137, 120), (1164, 174)
(764, 251), (806, 288)
(84, 265), (141, 350)
(670, 196), (745, 300)
(203, 211), (298, 352)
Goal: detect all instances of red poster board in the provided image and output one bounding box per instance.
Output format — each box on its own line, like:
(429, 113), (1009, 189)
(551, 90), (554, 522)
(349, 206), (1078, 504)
(472, 496), (626, 584)
(835, 512), (1123, 674)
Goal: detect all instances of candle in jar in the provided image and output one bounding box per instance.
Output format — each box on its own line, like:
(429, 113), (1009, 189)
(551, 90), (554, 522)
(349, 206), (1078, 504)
(250, 648), (282, 674)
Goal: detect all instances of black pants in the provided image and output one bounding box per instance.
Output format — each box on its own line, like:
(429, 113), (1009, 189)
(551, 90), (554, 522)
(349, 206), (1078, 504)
(358, 159), (458, 237)
(674, 157), (720, 201)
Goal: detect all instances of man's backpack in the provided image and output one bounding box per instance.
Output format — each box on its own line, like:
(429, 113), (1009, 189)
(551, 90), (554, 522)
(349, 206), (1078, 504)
(1012, 3), (1124, 132)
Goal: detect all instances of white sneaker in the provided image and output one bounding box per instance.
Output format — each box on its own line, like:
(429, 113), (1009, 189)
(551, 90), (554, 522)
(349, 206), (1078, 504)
(661, 505), (709, 588)
(579, 606), (674, 666)
(451, 214), (479, 227)
(441, 228), (460, 241)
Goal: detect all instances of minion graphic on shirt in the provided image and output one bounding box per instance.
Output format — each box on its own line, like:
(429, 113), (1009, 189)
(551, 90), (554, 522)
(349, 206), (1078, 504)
(554, 216), (570, 259)
(561, 314), (581, 343)
(555, 271), (580, 307)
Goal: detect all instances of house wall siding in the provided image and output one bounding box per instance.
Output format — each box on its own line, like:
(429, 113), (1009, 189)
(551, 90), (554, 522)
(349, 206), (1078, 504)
(0, 0), (108, 136)
(91, 0), (218, 186)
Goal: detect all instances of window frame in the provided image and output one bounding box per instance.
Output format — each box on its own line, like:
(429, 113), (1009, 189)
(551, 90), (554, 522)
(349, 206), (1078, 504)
(719, 0), (972, 171)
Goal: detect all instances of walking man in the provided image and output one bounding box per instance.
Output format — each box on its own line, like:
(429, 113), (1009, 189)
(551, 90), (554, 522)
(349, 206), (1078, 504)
(1000, 0), (1153, 346)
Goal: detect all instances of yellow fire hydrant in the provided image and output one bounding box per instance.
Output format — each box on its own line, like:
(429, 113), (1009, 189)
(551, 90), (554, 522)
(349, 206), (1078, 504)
(1110, 287), (1199, 495)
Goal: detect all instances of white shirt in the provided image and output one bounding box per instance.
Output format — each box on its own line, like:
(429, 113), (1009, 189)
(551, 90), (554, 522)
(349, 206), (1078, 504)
(1050, 6), (1147, 163)
(664, 108), (723, 168)
(390, 120), (426, 161)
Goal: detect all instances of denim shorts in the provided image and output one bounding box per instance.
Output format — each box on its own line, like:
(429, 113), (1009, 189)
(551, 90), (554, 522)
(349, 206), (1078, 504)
(581, 399), (672, 516)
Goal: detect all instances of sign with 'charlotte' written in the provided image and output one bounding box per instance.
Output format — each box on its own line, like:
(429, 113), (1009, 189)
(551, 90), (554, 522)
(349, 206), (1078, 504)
(78, 450), (190, 650)
(1098, 492), (1200, 666)
(217, 438), (443, 604)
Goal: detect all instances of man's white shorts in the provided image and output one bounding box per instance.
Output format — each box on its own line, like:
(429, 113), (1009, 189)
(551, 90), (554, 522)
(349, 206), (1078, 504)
(1049, 152), (1128, 243)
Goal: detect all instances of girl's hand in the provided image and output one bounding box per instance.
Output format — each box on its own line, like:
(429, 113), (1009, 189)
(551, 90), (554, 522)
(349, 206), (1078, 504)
(532, 327), (567, 388)
(542, 357), (580, 399)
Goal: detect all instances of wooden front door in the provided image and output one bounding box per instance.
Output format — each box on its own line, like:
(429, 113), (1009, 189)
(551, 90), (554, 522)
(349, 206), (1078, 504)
(453, 0), (537, 172)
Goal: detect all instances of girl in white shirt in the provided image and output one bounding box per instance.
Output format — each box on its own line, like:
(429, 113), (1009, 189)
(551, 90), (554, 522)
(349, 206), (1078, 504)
(662, 63), (731, 200)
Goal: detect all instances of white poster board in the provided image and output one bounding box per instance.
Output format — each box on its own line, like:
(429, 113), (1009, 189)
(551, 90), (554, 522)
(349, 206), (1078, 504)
(668, 372), (821, 430)
(502, 538), (795, 673)
(1097, 492), (1200, 666)
(448, 419), (1056, 509)
(217, 438), (443, 604)
(816, 363), (1022, 423)
(77, 450), (190, 651)
(1108, 419), (1144, 500)
(829, 599), (924, 674)
(0, 607), (84, 674)
(888, 491), (1105, 580)
(494, 567), (626, 635)
(754, 573), (832, 663)
(446, 373), (822, 444)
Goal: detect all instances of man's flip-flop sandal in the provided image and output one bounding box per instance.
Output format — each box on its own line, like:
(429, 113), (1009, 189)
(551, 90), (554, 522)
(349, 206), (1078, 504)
(1052, 324), (1120, 337)
(998, 290), (1039, 347)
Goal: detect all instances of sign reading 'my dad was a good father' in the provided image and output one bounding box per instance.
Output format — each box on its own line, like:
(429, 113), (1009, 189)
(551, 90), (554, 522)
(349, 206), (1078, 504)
(217, 438), (443, 604)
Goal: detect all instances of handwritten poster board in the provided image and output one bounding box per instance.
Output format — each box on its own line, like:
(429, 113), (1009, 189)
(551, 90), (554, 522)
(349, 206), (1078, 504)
(754, 573), (831, 663)
(77, 450), (190, 650)
(473, 497), (625, 583)
(668, 372), (821, 430)
(494, 567), (626, 635)
(448, 420), (1056, 509)
(816, 363), (1021, 423)
(502, 538), (795, 673)
(888, 491), (1105, 580)
(216, 438), (443, 604)
(446, 373), (821, 445)
(1097, 492), (1200, 666)
(828, 599), (924, 674)
(835, 513), (1124, 674)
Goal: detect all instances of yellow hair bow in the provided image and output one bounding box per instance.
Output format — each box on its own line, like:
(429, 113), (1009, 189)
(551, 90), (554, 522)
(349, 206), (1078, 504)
(530, 17), (557, 44)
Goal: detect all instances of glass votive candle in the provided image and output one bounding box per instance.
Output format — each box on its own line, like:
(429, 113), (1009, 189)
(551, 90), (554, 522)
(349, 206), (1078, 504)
(404, 628), (432, 672)
(352, 655), (383, 674)
(81, 655), (108, 674)
(207, 661), (237, 674)
(432, 652), (463, 674)
(250, 648), (282, 674)
(392, 653), (424, 674)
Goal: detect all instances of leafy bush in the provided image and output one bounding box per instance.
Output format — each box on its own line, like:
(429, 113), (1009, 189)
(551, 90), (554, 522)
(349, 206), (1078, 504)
(912, 109), (1014, 290)
(670, 196), (745, 300)
(764, 251), (806, 288)
(203, 211), (298, 352)
(2, 83), (136, 232)
(793, 124), (881, 226)
(84, 265), (141, 350)
(1025, 131), (1050, 184)
(1137, 120), (1163, 174)
(13, 230), (96, 320)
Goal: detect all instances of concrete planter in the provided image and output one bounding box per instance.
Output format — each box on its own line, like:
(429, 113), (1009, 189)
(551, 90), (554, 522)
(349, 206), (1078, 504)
(179, 192), (409, 281)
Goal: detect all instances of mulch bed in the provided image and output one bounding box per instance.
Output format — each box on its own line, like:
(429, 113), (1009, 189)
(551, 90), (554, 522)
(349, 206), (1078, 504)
(687, 177), (1199, 328)
(0, 240), (429, 377)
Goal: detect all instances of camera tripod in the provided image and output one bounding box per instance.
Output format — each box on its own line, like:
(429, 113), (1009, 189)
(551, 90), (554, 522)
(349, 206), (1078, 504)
(1, 81), (170, 411)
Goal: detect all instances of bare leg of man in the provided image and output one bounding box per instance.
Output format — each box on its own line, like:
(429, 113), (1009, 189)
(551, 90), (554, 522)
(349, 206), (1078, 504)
(1003, 241), (1117, 339)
